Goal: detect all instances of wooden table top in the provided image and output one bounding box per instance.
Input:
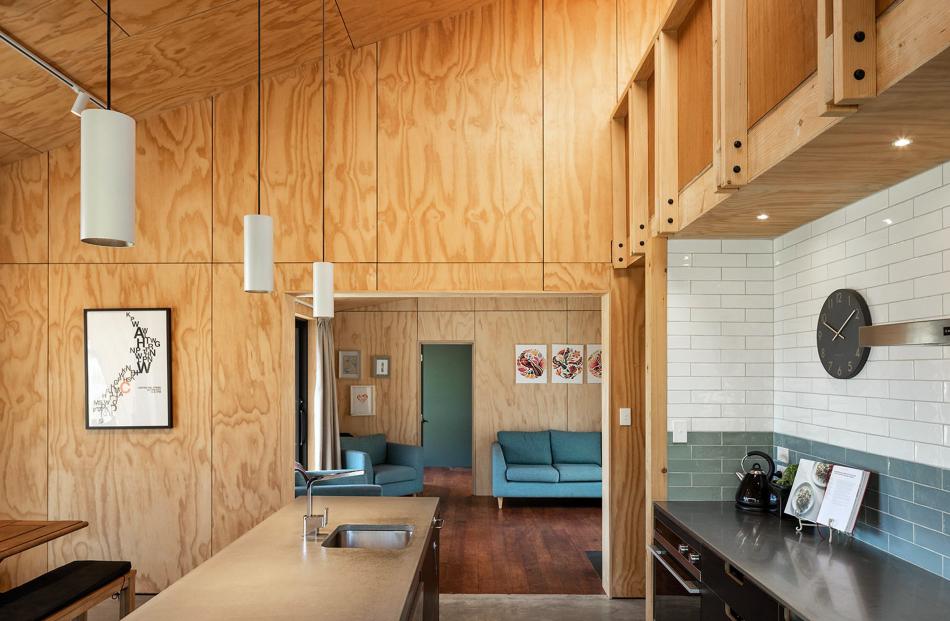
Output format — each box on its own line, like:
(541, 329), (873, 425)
(0, 520), (88, 561)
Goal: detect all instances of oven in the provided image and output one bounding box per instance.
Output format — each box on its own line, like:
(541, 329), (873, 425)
(652, 512), (702, 621)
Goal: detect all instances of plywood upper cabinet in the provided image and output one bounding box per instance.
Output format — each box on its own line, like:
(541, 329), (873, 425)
(49, 100), (213, 264)
(543, 0), (615, 264)
(377, 0), (543, 263)
(676, 0), (713, 190)
(0, 153), (47, 263)
(746, 0), (818, 128)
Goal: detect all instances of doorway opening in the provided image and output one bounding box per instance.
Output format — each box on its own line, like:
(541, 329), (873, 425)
(294, 317), (309, 468)
(421, 344), (473, 468)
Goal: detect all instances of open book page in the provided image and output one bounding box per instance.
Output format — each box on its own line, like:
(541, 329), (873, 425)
(784, 459), (829, 522)
(816, 465), (868, 533)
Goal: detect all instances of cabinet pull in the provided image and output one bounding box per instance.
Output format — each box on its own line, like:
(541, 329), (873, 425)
(724, 604), (743, 621)
(724, 561), (745, 586)
(432, 518), (445, 529)
(649, 545), (700, 594)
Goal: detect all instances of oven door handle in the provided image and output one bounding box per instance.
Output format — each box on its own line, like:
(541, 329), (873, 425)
(649, 544), (701, 595)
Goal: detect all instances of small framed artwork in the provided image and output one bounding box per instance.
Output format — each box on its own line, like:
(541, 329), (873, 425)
(85, 308), (173, 429)
(350, 385), (375, 416)
(372, 355), (391, 378)
(551, 344), (584, 384)
(515, 344), (547, 384)
(586, 344), (603, 384)
(339, 350), (361, 379)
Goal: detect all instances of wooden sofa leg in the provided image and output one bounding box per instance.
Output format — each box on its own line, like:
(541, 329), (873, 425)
(497, 497), (503, 509)
(119, 570), (136, 617)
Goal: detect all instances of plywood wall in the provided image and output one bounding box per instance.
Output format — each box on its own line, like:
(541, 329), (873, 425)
(330, 297), (603, 495)
(0, 0), (634, 593)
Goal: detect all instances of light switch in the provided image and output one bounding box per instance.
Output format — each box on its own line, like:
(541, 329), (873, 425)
(619, 408), (631, 426)
(777, 446), (789, 464)
(672, 420), (688, 444)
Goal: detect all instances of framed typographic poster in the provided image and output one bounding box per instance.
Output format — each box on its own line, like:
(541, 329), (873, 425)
(85, 308), (172, 429)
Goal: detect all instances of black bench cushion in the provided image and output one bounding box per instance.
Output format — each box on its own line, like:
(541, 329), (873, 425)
(0, 560), (131, 621)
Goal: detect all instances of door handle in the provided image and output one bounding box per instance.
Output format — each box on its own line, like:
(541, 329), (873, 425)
(649, 545), (700, 594)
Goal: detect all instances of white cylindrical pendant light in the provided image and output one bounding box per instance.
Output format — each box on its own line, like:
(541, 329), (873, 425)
(313, 262), (334, 318)
(80, 108), (135, 247)
(244, 214), (274, 293)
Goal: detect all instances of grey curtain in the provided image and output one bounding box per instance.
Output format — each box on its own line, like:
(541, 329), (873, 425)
(314, 317), (341, 469)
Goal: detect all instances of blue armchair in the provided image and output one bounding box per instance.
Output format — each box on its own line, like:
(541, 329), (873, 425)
(340, 434), (424, 497)
(293, 468), (382, 498)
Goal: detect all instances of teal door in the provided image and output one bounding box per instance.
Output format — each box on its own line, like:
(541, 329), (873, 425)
(421, 344), (473, 468)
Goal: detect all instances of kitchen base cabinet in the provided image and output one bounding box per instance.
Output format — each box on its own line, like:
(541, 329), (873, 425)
(404, 514), (441, 621)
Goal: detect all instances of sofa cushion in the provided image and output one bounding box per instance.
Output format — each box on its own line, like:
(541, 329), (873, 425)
(341, 434), (387, 465)
(497, 431), (552, 465)
(505, 464), (559, 483)
(374, 464), (417, 486)
(554, 463), (602, 482)
(550, 430), (601, 466)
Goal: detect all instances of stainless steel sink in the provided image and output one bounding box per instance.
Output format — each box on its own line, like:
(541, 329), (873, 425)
(321, 524), (413, 549)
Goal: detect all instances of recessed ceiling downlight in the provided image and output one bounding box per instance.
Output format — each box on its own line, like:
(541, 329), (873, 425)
(893, 137), (912, 148)
(757, 214), (769, 221)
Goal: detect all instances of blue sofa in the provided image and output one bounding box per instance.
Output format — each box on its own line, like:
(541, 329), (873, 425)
(492, 430), (602, 508)
(293, 468), (382, 498)
(340, 434), (424, 497)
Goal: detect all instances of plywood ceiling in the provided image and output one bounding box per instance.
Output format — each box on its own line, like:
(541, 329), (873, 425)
(0, 0), (486, 164)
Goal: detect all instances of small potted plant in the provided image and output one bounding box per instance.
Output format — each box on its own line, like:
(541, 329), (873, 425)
(770, 463), (797, 516)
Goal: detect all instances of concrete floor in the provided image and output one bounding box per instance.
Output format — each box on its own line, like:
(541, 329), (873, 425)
(89, 593), (645, 620)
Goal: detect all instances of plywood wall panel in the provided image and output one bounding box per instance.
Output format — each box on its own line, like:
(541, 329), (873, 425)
(473, 311), (568, 495)
(334, 311), (419, 444)
(567, 310), (603, 432)
(0, 265), (48, 590)
(604, 267), (646, 597)
(377, 263), (543, 292)
(263, 62), (324, 263)
(747, 0), (818, 128)
(417, 297), (476, 312)
(0, 153), (47, 263)
(212, 83), (256, 264)
(211, 263), (286, 553)
(377, 0), (543, 263)
(47, 264), (212, 592)
(418, 311), (476, 341)
(474, 297), (568, 312)
(543, 0), (615, 263)
(48, 101), (213, 264)
(544, 262), (612, 292)
(325, 45), (378, 263)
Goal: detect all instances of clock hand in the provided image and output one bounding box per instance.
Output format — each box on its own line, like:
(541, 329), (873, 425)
(834, 310), (857, 339)
(822, 321), (844, 341)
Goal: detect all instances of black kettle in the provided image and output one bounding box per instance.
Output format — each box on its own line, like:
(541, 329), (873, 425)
(735, 450), (777, 512)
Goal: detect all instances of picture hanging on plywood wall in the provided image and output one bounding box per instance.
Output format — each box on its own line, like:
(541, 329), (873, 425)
(551, 344), (584, 384)
(515, 344), (547, 384)
(85, 308), (173, 429)
(586, 344), (603, 384)
(350, 385), (375, 416)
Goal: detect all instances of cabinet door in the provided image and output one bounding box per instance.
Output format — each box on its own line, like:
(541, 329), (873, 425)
(422, 515), (441, 621)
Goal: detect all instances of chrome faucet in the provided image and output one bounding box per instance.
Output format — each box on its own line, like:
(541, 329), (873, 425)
(295, 464), (329, 538)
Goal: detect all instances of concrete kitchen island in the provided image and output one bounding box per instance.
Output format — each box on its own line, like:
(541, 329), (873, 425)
(127, 495), (441, 621)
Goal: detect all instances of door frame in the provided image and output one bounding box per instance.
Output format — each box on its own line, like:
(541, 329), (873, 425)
(418, 340), (476, 494)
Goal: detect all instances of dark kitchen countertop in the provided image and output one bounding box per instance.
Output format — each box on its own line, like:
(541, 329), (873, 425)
(656, 501), (950, 621)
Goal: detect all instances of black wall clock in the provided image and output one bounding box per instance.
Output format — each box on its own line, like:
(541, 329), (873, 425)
(816, 289), (871, 379)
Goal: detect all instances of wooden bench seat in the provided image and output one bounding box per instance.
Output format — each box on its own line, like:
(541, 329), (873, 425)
(0, 560), (135, 621)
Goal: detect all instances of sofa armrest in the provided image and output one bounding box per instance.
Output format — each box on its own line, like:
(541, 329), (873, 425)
(491, 442), (508, 495)
(387, 442), (424, 474)
(343, 450), (374, 485)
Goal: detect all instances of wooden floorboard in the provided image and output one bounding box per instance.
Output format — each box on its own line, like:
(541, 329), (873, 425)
(424, 467), (604, 595)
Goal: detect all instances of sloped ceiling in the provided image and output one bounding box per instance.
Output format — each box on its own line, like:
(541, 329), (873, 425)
(0, 0), (486, 164)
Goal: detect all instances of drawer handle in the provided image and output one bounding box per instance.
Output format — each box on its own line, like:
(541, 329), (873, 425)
(724, 604), (743, 621)
(649, 545), (700, 595)
(724, 561), (745, 586)
(432, 518), (445, 529)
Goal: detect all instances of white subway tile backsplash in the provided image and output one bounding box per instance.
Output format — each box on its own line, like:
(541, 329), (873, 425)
(669, 161), (950, 465)
(888, 164), (942, 205)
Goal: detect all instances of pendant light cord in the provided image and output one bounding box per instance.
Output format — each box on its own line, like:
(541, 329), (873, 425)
(257, 0), (262, 216)
(106, 0), (111, 110)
